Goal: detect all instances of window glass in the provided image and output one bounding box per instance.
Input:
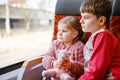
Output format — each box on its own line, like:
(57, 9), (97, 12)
(0, 0), (57, 68)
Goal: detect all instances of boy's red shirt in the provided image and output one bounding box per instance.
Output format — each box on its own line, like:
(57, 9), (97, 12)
(78, 29), (120, 80)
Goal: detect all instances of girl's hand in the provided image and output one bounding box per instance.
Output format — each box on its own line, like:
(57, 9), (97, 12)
(62, 61), (71, 69)
(53, 60), (62, 68)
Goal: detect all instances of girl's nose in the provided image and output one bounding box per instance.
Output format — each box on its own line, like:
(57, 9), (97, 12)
(58, 31), (62, 36)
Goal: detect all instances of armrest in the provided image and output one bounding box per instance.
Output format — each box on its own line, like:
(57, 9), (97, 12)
(17, 56), (45, 80)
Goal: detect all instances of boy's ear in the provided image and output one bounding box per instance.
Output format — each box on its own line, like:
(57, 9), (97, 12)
(99, 16), (106, 25)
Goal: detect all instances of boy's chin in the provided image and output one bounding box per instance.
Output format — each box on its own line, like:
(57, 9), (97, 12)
(82, 30), (87, 32)
(82, 28), (86, 32)
(82, 29), (89, 32)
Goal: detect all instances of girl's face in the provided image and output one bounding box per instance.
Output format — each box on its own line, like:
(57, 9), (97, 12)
(80, 12), (102, 34)
(57, 24), (77, 46)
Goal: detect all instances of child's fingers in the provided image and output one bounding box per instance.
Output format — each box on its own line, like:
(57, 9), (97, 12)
(62, 61), (71, 69)
(53, 61), (62, 68)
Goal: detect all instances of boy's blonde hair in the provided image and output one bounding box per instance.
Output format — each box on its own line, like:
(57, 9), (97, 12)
(80, 0), (112, 29)
(58, 16), (83, 44)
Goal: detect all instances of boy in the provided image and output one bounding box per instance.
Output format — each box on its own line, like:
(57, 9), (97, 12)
(78, 0), (120, 80)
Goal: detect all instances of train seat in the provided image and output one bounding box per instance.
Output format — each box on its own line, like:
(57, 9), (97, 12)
(110, 0), (120, 41)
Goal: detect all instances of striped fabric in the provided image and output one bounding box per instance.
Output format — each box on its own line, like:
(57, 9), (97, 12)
(110, 16), (120, 41)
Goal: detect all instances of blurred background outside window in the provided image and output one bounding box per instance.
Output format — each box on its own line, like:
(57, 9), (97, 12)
(0, 0), (57, 68)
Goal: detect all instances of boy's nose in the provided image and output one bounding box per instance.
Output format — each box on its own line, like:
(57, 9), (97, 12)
(79, 18), (83, 24)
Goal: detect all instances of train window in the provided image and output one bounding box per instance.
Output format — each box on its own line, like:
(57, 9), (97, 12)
(0, 0), (57, 69)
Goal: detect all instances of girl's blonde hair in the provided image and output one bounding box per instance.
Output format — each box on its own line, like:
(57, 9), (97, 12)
(58, 16), (83, 44)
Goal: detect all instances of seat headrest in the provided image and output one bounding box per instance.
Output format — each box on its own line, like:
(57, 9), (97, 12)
(112, 0), (120, 16)
(55, 0), (83, 15)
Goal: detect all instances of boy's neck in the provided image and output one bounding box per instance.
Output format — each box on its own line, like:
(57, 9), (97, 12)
(91, 28), (105, 37)
(91, 25), (106, 34)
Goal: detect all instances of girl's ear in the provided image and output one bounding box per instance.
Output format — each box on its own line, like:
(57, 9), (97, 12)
(73, 31), (78, 38)
(99, 16), (106, 26)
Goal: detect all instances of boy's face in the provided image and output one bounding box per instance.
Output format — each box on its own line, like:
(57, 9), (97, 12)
(80, 12), (103, 34)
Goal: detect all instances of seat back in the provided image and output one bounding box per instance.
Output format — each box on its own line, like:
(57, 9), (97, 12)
(17, 56), (45, 80)
(110, 0), (120, 41)
(52, 0), (89, 43)
(17, 56), (44, 80)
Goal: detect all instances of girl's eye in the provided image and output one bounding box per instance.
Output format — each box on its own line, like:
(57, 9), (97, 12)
(58, 29), (68, 33)
(62, 30), (67, 32)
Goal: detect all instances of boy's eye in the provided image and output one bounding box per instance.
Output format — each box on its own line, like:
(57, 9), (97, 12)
(81, 15), (90, 19)
(84, 16), (89, 19)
